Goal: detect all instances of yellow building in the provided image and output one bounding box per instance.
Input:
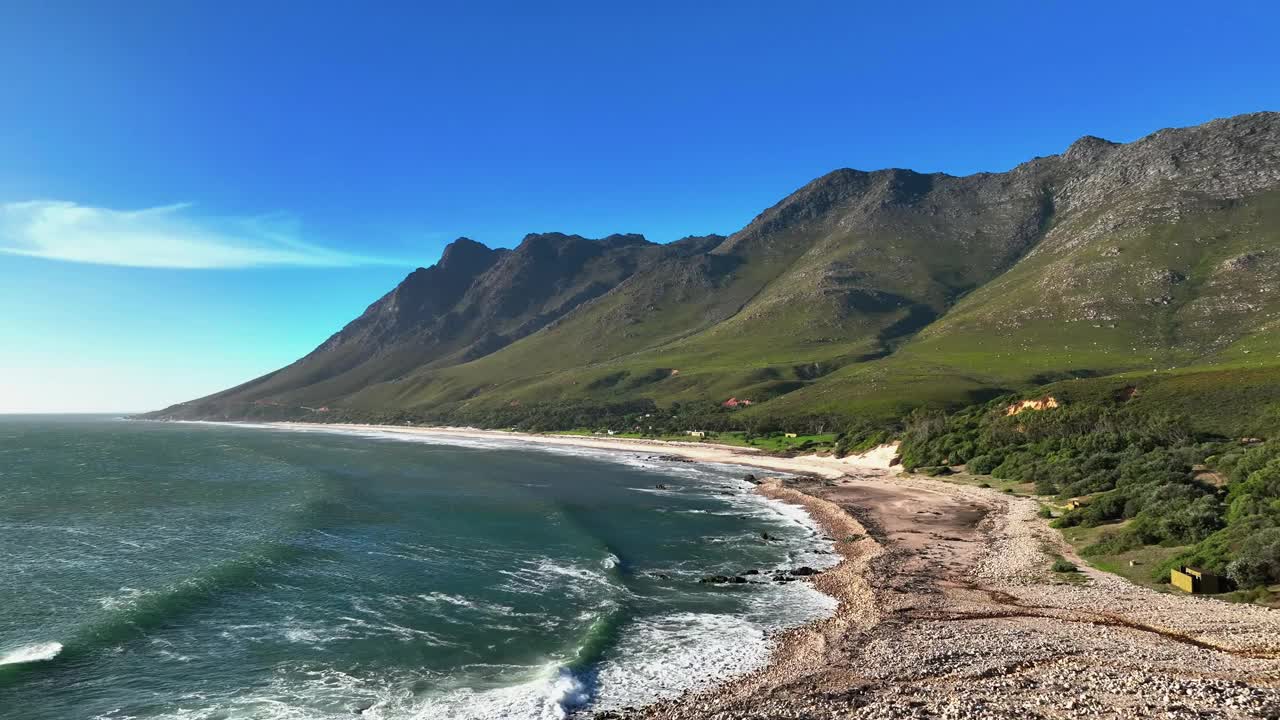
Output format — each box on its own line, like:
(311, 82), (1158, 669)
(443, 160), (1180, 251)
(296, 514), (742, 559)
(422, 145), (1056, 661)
(1170, 566), (1222, 594)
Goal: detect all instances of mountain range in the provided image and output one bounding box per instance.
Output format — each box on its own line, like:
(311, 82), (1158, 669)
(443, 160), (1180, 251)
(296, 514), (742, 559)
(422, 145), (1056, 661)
(149, 112), (1280, 435)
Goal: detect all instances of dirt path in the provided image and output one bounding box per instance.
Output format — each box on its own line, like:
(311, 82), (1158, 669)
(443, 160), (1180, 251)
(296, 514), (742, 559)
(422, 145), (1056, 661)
(620, 472), (1280, 720)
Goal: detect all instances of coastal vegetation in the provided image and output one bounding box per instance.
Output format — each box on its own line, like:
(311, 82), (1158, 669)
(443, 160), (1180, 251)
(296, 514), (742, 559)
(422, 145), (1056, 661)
(895, 391), (1280, 593)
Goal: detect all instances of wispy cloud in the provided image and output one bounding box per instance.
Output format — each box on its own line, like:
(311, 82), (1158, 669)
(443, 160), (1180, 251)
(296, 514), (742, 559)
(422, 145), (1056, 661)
(0, 201), (408, 269)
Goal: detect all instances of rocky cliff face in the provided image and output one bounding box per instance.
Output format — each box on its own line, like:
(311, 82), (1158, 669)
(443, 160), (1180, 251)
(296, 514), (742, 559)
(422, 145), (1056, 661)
(916, 111), (1280, 346)
(149, 111), (1280, 423)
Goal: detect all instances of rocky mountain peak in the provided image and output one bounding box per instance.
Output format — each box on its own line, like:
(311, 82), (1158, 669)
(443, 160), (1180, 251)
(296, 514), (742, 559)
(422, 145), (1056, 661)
(1063, 135), (1119, 164)
(436, 237), (499, 272)
(598, 233), (651, 247)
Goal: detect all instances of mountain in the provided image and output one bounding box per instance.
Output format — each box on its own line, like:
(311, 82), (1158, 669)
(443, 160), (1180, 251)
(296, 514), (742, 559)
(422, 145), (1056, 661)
(148, 112), (1280, 434)
(167, 231), (708, 417)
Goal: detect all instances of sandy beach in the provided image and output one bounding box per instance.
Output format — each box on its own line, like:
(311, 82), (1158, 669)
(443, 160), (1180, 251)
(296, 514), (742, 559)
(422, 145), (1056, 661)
(274, 423), (897, 479)
(276, 423), (1280, 719)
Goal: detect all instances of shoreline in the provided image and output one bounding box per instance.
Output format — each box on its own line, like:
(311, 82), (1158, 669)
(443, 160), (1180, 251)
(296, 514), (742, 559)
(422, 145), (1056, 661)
(190, 421), (1280, 717)
(625, 478), (1280, 719)
(258, 421), (895, 714)
(268, 421), (903, 478)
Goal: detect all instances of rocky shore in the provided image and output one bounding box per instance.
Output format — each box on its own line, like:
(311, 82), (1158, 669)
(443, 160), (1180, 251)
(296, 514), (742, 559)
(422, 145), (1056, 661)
(606, 472), (1280, 720)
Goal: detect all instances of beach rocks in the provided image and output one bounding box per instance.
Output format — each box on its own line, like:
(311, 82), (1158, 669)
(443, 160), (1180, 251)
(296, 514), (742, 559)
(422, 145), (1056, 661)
(699, 575), (748, 584)
(617, 469), (1280, 720)
(655, 483), (669, 490)
(743, 473), (759, 484)
(763, 566), (823, 582)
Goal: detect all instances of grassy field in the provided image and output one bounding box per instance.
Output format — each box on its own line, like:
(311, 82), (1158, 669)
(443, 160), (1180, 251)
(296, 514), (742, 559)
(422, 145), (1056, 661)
(1056, 521), (1190, 593)
(709, 432), (838, 453)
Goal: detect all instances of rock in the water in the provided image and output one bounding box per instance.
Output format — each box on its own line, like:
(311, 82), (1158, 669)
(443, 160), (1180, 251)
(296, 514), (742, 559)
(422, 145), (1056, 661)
(699, 574), (748, 585)
(790, 566), (820, 577)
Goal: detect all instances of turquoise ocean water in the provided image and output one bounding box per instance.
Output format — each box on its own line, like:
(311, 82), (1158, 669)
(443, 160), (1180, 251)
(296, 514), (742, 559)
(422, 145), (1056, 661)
(0, 417), (835, 719)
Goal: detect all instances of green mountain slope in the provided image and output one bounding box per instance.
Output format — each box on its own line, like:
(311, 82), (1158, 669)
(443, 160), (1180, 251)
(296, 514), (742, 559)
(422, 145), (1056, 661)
(148, 112), (1280, 433)
(762, 113), (1280, 424)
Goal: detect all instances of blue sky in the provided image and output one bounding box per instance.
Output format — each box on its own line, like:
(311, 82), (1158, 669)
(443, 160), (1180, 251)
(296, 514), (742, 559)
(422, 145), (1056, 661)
(2, 1), (1278, 412)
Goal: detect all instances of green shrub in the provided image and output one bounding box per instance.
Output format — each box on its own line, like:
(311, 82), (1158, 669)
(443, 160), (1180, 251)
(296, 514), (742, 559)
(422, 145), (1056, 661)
(967, 453), (1002, 475)
(1225, 527), (1280, 588)
(834, 418), (899, 458)
(1052, 558), (1079, 573)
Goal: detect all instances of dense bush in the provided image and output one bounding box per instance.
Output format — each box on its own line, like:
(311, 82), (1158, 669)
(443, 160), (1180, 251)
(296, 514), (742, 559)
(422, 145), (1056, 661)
(834, 417), (900, 457)
(1172, 441), (1280, 588)
(1225, 528), (1280, 589)
(904, 397), (1280, 589)
(968, 453), (1002, 474)
(900, 396), (1244, 572)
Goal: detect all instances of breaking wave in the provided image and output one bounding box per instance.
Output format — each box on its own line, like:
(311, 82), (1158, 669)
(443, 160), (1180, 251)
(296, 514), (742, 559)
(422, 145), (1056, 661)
(0, 642), (62, 667)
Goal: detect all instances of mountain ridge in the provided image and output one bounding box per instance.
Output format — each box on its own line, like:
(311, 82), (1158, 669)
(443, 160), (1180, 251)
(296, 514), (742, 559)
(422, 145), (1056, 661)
(147, 111), (1280, 433)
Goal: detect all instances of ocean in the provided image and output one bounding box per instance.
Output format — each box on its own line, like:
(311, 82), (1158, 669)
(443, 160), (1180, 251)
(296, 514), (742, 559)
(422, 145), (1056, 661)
(0, 416), (836, 719)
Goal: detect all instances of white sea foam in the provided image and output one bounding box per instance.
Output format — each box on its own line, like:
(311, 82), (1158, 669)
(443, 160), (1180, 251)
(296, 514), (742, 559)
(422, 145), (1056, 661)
(496, 557), (620, 600)
(166, 421), (843, 718)
(411, 665), (588, 720)
(0, 641), (63, 666)
(588, 612), (770, 712)
(97, 586), (147, 611)
(419, 591), (480, 609)
(110, 665), (414, 720)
